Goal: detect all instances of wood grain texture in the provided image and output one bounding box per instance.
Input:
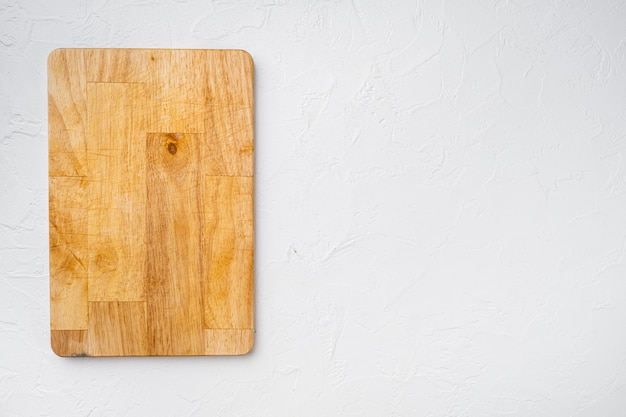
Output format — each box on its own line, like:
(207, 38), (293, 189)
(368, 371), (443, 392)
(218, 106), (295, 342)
(48, 48), (254, 356)
(203, 51), (255, 176)
(146, 133), (204, 355)
(51, 330), (88, 357)
(48, 48), (87, 177)
(48, 48), (89, 331)
(88, 302), (148, 356)
(203, 176), (254, 330)
(86, 82), (147, 301)
(204, 329), (254, 355)
(85, 49), (150, 83)
(49, 177), (89, 330)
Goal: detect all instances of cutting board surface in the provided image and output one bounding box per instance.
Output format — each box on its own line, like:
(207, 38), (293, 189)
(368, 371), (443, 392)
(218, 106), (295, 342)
(48, 48), (254, 356)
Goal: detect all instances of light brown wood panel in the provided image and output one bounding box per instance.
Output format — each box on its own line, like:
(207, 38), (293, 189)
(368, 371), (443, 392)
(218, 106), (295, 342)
(85, 49), (150, 83)
(146, 133), (205, 355)
(48, 49), (87, 177)
(49, 48), (254, 356)
(147, 50), (208, 133)
(203, 51), (254, 176)
(51, 330), (88, 357)
(49, 177), (88, 331)
(86, 82), (147, 302)
(88, 302), (148, 356)
(204, 329), (254, 355)
(203, 176), (254, 330)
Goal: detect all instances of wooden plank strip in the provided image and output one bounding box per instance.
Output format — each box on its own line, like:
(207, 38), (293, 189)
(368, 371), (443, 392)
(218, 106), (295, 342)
(147, 50), (208, 133)
(49, 48), (89, 331)
(51, 330), (89, 357)
(203, 176), (254, 330)
(204, 329), (254, 355)
(202, 50), (254, 176)
(50, 177), (89, 330)
(146, 133), (205, 355)
(86, 82), (147, 301)
(88, 302), (147, 356)
(48, 49), (88, 177)
(85, 49), (150, 83)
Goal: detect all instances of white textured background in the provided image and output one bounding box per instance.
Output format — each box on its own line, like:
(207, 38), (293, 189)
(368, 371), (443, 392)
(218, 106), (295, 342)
(2, 0), (626, 415)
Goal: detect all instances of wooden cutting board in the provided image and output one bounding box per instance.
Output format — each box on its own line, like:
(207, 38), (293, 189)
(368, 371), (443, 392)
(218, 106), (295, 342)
(48, 48), (254, 356)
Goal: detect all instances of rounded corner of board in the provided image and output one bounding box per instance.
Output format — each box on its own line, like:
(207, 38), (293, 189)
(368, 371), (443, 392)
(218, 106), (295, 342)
(238, 331), (255, 355)
(234, 49), (254, 68)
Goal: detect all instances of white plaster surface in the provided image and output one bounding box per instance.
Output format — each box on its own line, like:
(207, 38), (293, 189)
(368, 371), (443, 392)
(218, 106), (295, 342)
(2, 0), (626, 415)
